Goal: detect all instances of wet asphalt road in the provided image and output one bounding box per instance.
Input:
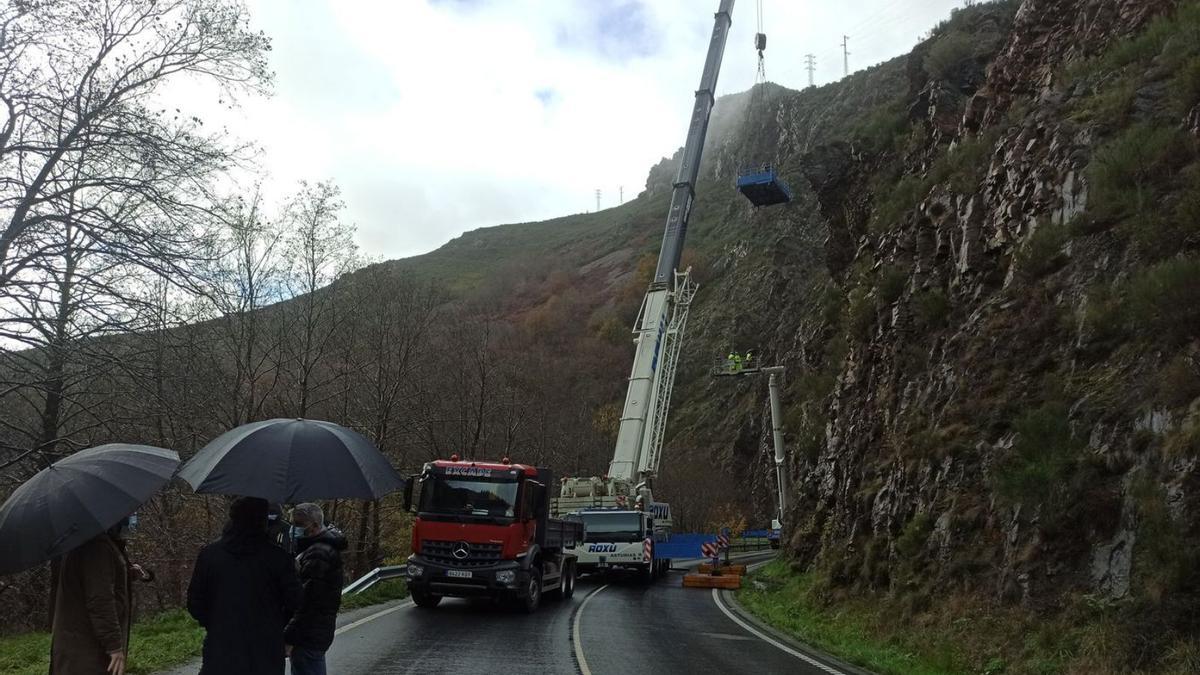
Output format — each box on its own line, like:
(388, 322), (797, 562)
(162, 555), (858, 675)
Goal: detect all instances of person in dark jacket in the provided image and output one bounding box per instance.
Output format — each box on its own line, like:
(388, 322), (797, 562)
(268, 502), (294, 554)
(285, 503), (348, 675)
(187, 496), (302, 675)
(50, 517), (134, 675)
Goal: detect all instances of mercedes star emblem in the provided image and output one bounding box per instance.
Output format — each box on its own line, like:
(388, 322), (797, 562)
(452, 541), (471, 560)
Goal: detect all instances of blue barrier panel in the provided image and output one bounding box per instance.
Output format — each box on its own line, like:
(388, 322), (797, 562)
(653, 533), (716, 560)
(741, 529), (770, 538)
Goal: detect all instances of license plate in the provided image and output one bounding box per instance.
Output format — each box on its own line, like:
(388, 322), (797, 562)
(446, 570), (472, 579)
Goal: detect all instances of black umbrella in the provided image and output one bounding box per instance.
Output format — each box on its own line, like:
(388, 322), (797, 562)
(178, 418), (404, 503)
(0, 444), (179, 576)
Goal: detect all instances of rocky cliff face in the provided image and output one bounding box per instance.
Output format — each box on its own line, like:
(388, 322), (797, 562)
(672, 0), (1200, 668)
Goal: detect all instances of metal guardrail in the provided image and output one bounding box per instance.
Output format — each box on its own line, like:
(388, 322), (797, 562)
(342, 564), (407, 596)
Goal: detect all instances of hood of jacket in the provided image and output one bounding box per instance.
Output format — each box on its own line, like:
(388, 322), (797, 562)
(297, 527), (348, 554)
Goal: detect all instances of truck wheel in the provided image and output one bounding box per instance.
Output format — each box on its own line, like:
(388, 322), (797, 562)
(559, 562), (576, 600)
(520, 568), (543, 613)
(640, 562), (654, 585)
(411, 588), (442, 609)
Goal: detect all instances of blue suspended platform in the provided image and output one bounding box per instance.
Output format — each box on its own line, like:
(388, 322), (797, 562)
(736, 165), (793, 206)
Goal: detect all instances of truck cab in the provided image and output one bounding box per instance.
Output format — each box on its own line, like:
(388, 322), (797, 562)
(403, 458), (582, 612)
(566, 508), (670, 582)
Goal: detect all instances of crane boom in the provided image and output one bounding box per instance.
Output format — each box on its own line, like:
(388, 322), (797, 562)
(652, 0), (735, 290)
(607, 0), (735, 483)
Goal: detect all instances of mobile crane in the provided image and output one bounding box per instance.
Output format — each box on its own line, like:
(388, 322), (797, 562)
(553, 0), (738, 577)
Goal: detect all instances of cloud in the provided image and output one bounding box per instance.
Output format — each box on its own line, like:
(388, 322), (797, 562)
(204, 0), (968, 260)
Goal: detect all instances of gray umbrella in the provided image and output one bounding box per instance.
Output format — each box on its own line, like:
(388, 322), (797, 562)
(0, 444), (179, 576)
(178, 418), (404, 503)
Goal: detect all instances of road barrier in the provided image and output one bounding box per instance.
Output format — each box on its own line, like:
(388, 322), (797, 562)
(654, 531), (774, 559)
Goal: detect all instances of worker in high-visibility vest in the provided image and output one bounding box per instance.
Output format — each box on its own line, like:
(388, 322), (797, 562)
(731, 353), (742, 372)
(745, 350), (754, 369)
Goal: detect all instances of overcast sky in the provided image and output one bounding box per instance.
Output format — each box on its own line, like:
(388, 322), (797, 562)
(218, 0), (968, 260)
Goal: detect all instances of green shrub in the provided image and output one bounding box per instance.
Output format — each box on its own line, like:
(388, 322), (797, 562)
(846, 286), (875, 342)
(895, 512), (935, 562)
(1013, 220), (1069, 280)
(877, 266), (909, 305)
(1126, 257), (1200, 344)
(871, 174), (932, 234)
(928, 132), (998, 194)
(820, 284), (844, 325)
(1155, 354), (1200, 408)
(1130, 477), (1200, 599)
(992, 402), (1084, 511)
(913, 289), (951, 328)
(1091, 2), (1200, 74)
(1172, 56), (1200, 116)
(1088, 124), (1191, 223)
(1071, 77), (1137, 126)
(924, 31), (975, 80)
(1164, 420), (1200, 458)
(1080, 283), (1127, 344)
(854, 100), (912, 153)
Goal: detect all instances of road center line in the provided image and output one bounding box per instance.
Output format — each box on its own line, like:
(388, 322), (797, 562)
(334, 600), (414, 636)
(711, 587), (846, 675)
(571, 584), (609, 675)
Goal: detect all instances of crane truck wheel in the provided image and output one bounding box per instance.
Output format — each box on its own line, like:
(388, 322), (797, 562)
(519, 568), (543, 613)
(411, 588), (442, 609)
(639, 561), (654, 585)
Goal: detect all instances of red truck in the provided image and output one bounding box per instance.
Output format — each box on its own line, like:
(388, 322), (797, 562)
(402, 457), (583, 612)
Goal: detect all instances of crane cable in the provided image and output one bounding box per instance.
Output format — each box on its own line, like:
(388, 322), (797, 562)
(739, 0), (769, 172)
(755, 0), (767, 84)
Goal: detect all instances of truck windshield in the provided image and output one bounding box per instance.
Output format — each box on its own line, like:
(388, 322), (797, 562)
(580, 512), (644, 543)
(420, 477), (519, 518)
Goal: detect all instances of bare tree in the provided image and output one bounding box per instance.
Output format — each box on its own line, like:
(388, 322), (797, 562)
(279, 180), (360, 418)
(0, 0), (271, 294)
(204, 190), (286, 427)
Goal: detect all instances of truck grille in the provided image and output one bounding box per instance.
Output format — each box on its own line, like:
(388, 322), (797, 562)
(420, 540), (503, 567)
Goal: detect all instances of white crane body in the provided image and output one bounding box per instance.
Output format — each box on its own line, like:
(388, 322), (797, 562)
(554, 1), (735, 551)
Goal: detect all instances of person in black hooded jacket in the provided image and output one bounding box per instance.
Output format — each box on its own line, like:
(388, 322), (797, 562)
(187, 497), (301, 675)
(285, 503), (348, 675)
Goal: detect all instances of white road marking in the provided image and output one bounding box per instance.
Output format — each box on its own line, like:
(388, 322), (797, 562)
(333, 600), (414, 636)
(572, 584), (609, 675)
(711, 587), (846, 675)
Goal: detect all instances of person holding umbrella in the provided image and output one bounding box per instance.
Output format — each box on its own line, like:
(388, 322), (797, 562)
(50, 515), (135, 675)
(187, 496), (301, 675)
(0, 444), (179, 675)
(177, 419), (404, 674)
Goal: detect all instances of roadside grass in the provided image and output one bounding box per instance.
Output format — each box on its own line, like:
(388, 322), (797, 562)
(737, 560), (1200, 674)
(737, 561), (960, 674)
(0, 581), (410, 675)
(0, 609), (201, 675)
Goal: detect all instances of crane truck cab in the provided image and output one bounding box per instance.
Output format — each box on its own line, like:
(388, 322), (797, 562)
(565, 508), (670, 582)
(402, 458), (583, 613)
